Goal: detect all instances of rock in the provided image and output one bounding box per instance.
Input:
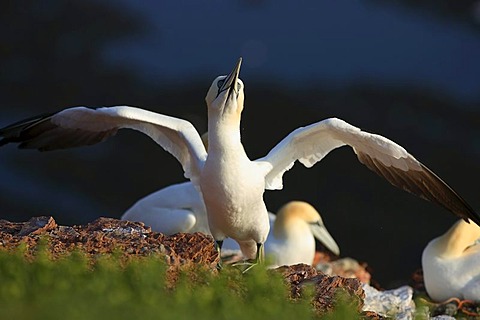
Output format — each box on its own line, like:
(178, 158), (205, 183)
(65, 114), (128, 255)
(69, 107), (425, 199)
(0, 216), (218, 267)
(0, 216), (376, 317)
(18, 216), (57, 236)
(362, 284), (415, 319)
(0, 219), (24, 234)
(275, 264), (365, 314)
(316, 256), (372, 285)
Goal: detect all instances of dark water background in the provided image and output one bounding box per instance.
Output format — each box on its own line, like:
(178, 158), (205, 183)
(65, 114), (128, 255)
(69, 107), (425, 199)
(1, 0), (479, 287)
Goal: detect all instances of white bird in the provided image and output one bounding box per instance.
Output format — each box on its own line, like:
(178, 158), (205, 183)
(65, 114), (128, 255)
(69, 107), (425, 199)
(422, 219), (480, 302)
(121, 133), (210, 235)
(266, 201), (339, 266)
(121, 181), (210, 235)
(1, 58), (479, 270)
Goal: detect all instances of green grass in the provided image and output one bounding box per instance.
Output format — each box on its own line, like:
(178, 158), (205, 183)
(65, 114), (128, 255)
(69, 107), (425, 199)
(0, 245), (362, 320)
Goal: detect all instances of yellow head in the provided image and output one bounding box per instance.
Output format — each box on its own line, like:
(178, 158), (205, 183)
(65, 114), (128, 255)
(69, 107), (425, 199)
(277, 201), (324, 224)
(275, 201), (340, 255)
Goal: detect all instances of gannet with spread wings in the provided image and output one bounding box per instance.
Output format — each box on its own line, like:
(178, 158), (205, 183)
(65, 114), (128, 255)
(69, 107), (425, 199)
(1, 58), (479, 270)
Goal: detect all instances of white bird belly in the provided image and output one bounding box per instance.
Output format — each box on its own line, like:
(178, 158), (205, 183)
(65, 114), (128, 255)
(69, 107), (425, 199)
(423, 246), (480, 301)
(200, 161), (270, 244)
(266, 227), (316, 266)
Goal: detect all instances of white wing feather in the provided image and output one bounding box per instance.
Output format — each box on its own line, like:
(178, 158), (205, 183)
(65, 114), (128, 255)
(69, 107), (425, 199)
(37, 106), (207, 185)
(256, 117), (420, 190)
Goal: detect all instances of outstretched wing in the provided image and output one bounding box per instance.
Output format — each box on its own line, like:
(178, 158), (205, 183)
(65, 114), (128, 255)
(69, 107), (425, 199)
(255, 117), (479, 224)
(0, 106), (207, 185)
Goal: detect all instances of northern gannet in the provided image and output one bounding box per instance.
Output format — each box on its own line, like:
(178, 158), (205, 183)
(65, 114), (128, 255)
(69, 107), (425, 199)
(121, 133), (210, 235)
(1, 58), (479, 268)
(263, 200), (339, 267)
(121, 181), (209, 235)
(422, 219), (480, 301)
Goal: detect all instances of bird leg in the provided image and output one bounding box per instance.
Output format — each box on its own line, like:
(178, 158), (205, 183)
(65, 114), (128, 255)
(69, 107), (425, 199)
(232, 242), (264, 273)
(215, 240), (223, 270)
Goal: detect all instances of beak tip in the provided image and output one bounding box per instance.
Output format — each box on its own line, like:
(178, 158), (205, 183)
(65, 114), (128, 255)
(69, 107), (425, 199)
(219, 58), (242, 94)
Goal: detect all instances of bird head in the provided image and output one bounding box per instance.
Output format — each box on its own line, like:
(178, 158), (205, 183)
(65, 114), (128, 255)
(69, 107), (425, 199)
(205, 58), (245, 118)
(277, 201), (341, 256)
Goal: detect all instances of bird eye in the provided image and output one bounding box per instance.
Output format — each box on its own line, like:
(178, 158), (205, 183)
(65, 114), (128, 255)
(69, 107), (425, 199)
(217, 79), (225, 89)
(237, 82), (242, 90)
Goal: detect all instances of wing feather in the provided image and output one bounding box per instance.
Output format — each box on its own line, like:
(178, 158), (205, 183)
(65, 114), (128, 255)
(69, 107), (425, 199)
(256, 117), (479, 224)
(0, 106), (207, 185)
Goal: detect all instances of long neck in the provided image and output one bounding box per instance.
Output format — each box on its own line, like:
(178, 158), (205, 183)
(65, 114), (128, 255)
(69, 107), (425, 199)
(273, 214), (306, 240)
(207, 110), (244, 154)
(434, 220), (480, 257)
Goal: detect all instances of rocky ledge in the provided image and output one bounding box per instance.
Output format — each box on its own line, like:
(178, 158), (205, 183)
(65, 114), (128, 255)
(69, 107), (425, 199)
(0, 216), (383, 318)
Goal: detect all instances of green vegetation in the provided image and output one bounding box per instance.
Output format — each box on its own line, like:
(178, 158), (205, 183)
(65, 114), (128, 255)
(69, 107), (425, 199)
(0, 245), (361, 320)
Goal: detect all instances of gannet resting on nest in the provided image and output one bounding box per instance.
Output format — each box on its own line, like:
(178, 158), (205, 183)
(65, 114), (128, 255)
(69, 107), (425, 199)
(121, 181), (210, 235)
(1, 58), (479, 271)
(422, 219), (480, 302)
(121, 133), (210, 235)
(223, 200), (340, 267)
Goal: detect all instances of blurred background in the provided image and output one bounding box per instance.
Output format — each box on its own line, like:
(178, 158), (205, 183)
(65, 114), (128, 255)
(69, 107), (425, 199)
(1, 0), (479, 287)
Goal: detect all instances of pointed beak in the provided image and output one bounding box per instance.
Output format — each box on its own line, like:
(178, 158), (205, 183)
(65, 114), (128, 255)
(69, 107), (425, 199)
(219, 57), (242, 100)
(310, 222), (340, 256)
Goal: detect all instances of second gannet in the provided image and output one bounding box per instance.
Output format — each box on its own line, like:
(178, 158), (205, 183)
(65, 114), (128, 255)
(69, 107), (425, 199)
(422, 219), (480, 302)
(264, 200), (339, 266)
(1, 58), (479, 269)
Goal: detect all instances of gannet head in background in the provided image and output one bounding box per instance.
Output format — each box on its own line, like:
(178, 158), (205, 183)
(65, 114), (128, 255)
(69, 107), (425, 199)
(273, 201), (340, 255)
(267, 201), (339, 266)
(422, 219), (480, 301)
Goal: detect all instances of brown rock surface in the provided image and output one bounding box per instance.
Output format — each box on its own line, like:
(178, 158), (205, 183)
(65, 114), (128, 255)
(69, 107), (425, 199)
(0, 216), (219, 268)
(276, 264), (365, 312)
(0, 216), (382, 317)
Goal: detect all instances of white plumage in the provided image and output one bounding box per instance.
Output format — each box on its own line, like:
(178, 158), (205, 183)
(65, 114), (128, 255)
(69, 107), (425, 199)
(263, 201), (339, 267)
(121, 181), (209, 235)
(422, 219), (480, 301)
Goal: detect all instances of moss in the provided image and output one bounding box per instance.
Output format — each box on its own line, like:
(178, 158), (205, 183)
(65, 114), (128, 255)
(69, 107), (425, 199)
(0, 246), (360, 319)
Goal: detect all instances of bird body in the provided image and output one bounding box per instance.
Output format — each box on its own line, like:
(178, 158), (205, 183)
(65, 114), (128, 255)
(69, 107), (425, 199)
(265, 201), (339, 266)
(422, 219), (480, 301)
(201, 133), (270, 258)
(121, 181), (209, 235)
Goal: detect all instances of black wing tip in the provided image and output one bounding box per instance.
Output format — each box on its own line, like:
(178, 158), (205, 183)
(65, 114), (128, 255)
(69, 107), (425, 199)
(359, 152), (480, 225)
(465, 206), (480, 224)
(464, 212), (480, 226)
(420, 163), (480, 226)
